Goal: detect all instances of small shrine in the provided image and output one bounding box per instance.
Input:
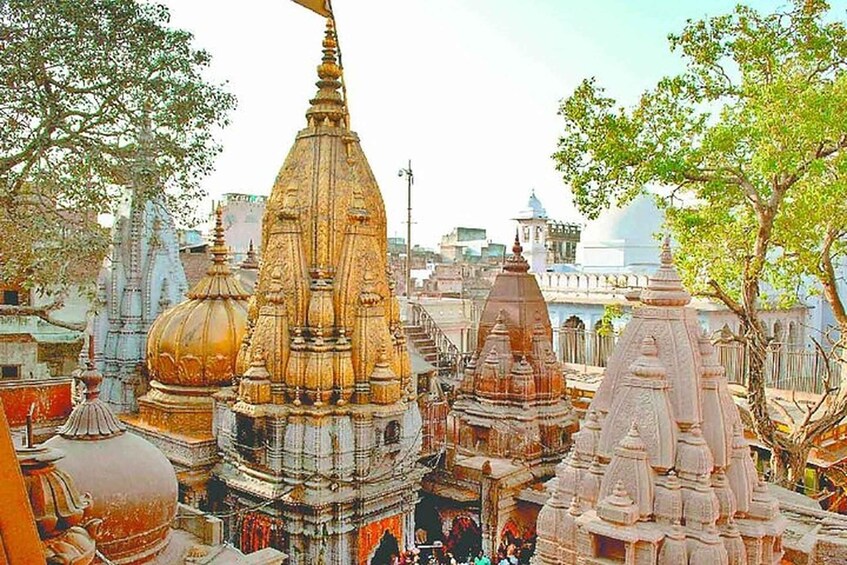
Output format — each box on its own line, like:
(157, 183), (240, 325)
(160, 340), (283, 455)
(421, 234), (578, 558)
(535, 239), (786, 564)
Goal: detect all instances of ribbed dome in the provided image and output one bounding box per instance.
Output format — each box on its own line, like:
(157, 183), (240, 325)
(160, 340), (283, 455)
(146, 206), (250, 387)
(516, 189), (547, 220)
(45, 359), (178, 564)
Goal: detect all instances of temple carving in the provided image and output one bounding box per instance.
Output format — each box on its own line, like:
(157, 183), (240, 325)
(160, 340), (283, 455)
(212, 19), (423, 563)
(535, 239), (786, 564)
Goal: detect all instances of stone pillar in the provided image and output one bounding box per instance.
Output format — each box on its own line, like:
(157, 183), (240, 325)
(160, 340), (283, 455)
(480, 469), (499, 557)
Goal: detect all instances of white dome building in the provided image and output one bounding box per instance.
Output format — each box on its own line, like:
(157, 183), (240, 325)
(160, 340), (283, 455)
(575, 195), (664, 273)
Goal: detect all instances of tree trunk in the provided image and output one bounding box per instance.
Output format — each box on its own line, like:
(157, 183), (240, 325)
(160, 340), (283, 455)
(788, 447), (811, 493)
(771, 444), (810, 491)
(744, 321), (780, 450)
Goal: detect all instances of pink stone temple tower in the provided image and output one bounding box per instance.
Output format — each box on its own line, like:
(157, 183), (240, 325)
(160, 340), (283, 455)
(535, 239), (786, 564)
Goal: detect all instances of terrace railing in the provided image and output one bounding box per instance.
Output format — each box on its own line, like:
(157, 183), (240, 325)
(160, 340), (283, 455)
(557, 327), (840, 394)
(408, 301), (465, 377)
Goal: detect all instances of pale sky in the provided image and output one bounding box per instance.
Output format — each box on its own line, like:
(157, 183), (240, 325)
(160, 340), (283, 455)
(161, 0), (847, 249)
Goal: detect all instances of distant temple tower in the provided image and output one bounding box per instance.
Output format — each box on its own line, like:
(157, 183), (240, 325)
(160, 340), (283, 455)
(535, 240), (786, 564)
(515, 190), (548, 273)
(437, 235), (577, 555)
(213, 20), (423, 563)
(93, 124), (188, 413)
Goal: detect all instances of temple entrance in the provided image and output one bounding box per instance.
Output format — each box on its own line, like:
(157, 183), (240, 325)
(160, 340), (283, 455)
(414, 495), (443, 545)
(446, 515), (481, 562)
(370, 530), (400, 565)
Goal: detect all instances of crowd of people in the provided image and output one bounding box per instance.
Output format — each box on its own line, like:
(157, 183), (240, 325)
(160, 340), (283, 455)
(386, 538), (533, 565)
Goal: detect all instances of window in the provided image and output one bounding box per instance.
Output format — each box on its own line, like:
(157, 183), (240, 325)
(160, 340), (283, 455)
(384, 420), (401, 445)
(2, 290), (19, 305)
(522, 226), (530, 242)
(1, 365), (21, 379)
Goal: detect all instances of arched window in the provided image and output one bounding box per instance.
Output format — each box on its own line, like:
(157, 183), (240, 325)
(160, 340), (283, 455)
(773, 320), (784, 344)
(384, 420), (401, 445)
(561, 316), (586, 364)
(593, 319), (615, 367)
(788, 321), (800, 347)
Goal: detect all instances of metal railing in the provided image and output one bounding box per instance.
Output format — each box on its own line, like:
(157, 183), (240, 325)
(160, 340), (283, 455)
(407, 301), (465, 377)
(557, 328), (840, 394)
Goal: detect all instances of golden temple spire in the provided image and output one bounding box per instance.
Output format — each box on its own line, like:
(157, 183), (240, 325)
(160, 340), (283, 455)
(306, 18), (347, 128)
(211, 205), (228, 265)
(182, 204), (250, 300)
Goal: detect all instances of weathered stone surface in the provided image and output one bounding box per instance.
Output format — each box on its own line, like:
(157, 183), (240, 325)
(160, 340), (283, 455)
(535, 240), (786, 565)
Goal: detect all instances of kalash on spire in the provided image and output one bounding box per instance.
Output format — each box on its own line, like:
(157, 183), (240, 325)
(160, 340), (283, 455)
(213, 18), (423, 563)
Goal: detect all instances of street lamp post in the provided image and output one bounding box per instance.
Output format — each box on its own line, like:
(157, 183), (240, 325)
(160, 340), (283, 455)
(398, 160), (414, 298)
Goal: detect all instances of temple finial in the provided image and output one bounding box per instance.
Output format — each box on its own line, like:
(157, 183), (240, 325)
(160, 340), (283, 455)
(306, 17), (346, 128)
(660, 235), (673, 265)
(210, 205), (228, 265)
(504, 230), (529, 273)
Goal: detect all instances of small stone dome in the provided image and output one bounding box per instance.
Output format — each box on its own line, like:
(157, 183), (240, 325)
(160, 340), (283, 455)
(45, 360), (178, 564)
(146, 206), (250, 387)
(516, 189), (547, 220)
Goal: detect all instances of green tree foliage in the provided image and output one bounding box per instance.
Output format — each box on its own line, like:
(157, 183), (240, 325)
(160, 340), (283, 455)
(553, 0), (847, 488)
(0, 0), (235, 318)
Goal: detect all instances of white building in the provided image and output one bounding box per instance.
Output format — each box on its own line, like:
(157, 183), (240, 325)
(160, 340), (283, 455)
(526, 193), (810, 369)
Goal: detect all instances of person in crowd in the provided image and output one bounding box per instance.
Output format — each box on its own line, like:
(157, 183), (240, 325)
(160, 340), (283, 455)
(473, 549), (491, 565)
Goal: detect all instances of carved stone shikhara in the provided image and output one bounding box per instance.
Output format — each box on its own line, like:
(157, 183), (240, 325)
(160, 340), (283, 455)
(535, 239), (786, 565)
(212, 19), (422, 563)
(92, 121), (189, 414)
(433, 234), (578, 555)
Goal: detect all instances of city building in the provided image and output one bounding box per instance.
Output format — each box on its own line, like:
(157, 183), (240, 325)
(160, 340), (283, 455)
(211, 20), (423, 563)
(528, 193), (809, 368)
(514, 190), (581, 274)
(211, 192), (268, 264)
(439, 227), (506, 264)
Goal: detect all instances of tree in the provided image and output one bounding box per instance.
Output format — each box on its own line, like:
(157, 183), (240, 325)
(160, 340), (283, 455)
(0, 0), (236, 329)
(553, 0), (847, 489)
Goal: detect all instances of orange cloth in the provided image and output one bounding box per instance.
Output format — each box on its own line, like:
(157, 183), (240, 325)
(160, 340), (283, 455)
(0, 399), (45, 564)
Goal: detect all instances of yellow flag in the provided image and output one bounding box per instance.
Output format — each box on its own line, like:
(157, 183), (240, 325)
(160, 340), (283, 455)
(290, 0), (332, 17)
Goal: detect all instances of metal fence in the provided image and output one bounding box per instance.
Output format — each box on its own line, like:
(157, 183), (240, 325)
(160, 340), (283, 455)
(557, 328), (841, 394)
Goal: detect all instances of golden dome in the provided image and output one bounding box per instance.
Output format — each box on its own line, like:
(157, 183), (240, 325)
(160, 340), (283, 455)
(146, 206), (250, 387)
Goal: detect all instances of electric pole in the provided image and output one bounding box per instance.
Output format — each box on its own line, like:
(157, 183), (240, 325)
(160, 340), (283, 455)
(398, 160), (414, 298)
